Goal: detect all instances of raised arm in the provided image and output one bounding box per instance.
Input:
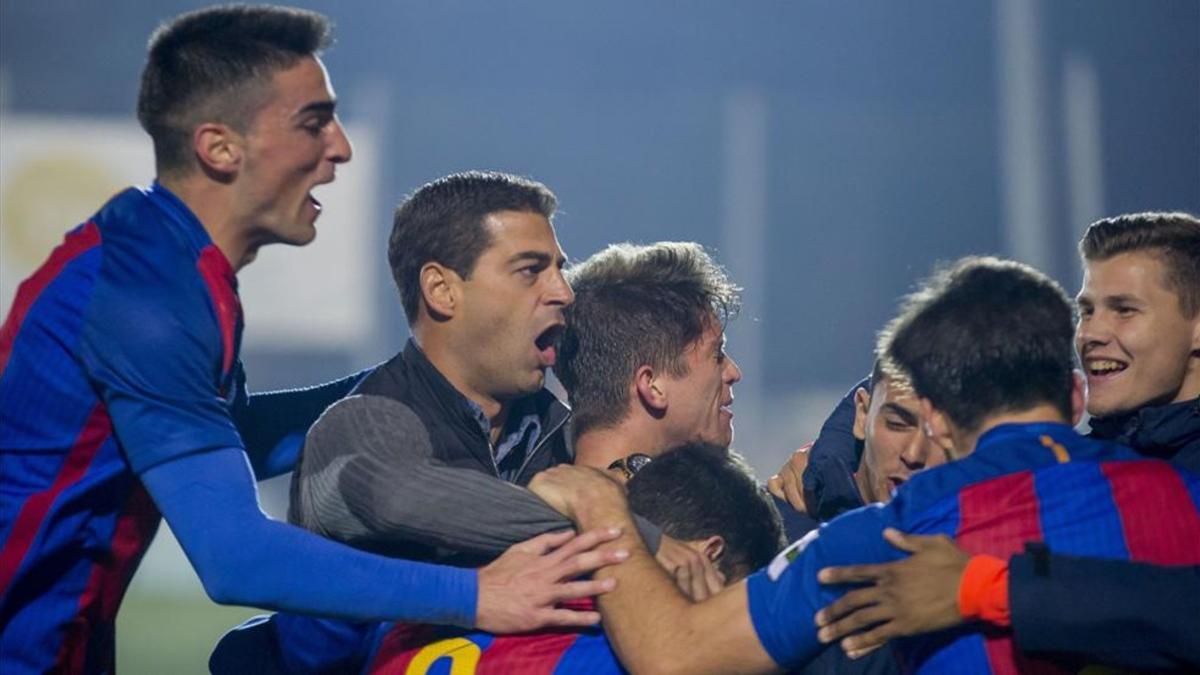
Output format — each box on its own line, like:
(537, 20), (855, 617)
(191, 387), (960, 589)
(142, 447), (622, 632)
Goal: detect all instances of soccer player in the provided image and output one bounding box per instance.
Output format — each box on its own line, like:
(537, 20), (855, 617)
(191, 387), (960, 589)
(768, 360), (943, 536)
(0, 7), (617, 673)
(210, 447), (785, 674)
(814, 212), (1200, 670)
(528, 256), (1200, 674)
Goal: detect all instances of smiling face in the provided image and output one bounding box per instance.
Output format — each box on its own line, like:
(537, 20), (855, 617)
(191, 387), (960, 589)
(452, 210), (574, 401)
(1076, 251), (1200, 418)
(659, 319), (743, 450)
(235, 56), (351, 247)
(852, 377), (944, 503)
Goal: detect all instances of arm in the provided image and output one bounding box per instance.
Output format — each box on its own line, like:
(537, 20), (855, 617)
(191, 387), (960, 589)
(768, 377), (867, 518)
(1010, 548), (1200, 671)
(142, 447), (621, 632)
(817, 532), (1200, 670)
(530, 465), (781, 675)
(232, 367), (369, 479)
(294, 395), (661, 556)
(814, 529), (969, 657)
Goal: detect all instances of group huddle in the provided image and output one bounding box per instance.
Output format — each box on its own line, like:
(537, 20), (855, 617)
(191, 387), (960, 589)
(1, 5), (1197, 675)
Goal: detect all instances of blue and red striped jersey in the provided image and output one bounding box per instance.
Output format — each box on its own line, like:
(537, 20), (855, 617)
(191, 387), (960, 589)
(0, 183), (244, 673)
(213, 600), (626, 674)
(364, 620), (623, 674)
(747, 421), (1200, 674)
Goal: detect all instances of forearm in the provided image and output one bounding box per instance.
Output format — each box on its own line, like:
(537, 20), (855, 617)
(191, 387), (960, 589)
(349, 463), (578, 555)
(143, 448), (476, 626)
(577, 495), (772, 675)
(1010, 549), (1200, 670)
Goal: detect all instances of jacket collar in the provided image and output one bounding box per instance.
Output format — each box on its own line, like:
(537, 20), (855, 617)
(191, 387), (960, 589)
(399, 338), (571, 444)
(1088, 397), (1200, 465)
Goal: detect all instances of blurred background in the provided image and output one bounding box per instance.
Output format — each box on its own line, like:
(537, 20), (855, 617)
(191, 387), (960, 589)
(2, 0), (1198, 671)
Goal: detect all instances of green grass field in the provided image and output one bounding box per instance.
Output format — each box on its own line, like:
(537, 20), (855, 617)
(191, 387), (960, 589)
(116, 589), (261, 674)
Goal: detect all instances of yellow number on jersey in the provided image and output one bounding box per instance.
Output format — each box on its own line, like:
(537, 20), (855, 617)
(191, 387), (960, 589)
(404, 637), (483, 675)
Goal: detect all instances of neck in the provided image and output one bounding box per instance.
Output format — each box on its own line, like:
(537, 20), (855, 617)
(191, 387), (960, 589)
(161, 173), (259, 271)
(414, 330), (508, 428)
(574, 425), (654, 470)
(852, 469), (875, 504)
(949, 403), (1070, 459)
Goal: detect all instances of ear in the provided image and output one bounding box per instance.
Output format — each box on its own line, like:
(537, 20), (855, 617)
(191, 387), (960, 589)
(1191, 311), (1200, 355)
(634, 364), (668, 414)
(419, 262), (458, 319)
(701, 535), (725, 564)
(193, 122), (242, 175)
(1070, 369), (1087, 426)
(852, 386), (871, 442)
(919, 398), (957, 460)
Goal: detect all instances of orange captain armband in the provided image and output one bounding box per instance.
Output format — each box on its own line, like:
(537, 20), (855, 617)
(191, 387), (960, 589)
(957, 554), (1011, 627)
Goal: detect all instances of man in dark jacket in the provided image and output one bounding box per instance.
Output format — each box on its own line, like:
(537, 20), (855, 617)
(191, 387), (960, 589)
(288, 171), (577, 564)
(814, 212), (1200, 671)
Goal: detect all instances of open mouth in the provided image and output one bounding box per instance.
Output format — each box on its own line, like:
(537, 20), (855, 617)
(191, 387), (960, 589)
(535, 324), (565, 365)
(1085, 358), (1127, 379)
(889, 476), (907, 491)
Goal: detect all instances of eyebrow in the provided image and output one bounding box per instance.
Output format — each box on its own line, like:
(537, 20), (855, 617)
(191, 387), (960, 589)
(507, 250), (569, 267)
(1102, 294), (1143, 306)
(293, 99), (337, 119)
(880, 402), (919, 424)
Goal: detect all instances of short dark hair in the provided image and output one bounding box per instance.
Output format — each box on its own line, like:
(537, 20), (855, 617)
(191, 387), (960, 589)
(1079, 212), (1200, 318)
(388, 171), (558, 324)
(555, 242), (740, 436)
(879, 257), (1076, 433)
(627, 446), (785, 580)
(137, 5), (333, 176)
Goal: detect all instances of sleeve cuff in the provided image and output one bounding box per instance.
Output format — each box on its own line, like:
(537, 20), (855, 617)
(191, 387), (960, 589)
(957, 554), (1010, 627)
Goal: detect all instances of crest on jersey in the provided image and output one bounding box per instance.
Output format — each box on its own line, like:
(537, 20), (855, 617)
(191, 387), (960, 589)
(767, 529), (818, 581)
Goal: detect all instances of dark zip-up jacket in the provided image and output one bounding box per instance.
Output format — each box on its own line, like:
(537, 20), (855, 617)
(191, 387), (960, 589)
(288, 339), (573, 565)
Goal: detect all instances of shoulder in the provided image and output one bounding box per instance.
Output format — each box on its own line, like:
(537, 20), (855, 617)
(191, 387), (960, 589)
(304, 395), (433, 464)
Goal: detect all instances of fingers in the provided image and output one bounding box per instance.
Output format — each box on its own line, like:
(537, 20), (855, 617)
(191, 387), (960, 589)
(781, 470), (806, 513)
(515, 529), (577, 555)
(882, 528), (950, 554)
(701, 562), (724, 600)
(552, 577), (618, 603)
(845, 642), (884, 660)
(817, 602), (891, 644)
(537, 608), (603, 628)
(841, 624), (893, 657)
(818, 562), (889, 585)
(815, 586), (880, 627)
(542, 527), (623, 565)
(673, 561), (695, 599)
(767, 475), (786, 501)
(551, 546), (629, 582)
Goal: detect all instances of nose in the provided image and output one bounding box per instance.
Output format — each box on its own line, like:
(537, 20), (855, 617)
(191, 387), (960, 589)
(1075, 310), (1111, 355)
(900, 430), (933, 470)
(725, 354), (743, 384)
(545, 268), (574, 307)
(327, 116), (353, 164)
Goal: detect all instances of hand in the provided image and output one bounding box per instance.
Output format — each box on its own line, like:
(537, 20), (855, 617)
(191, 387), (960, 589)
(767, 442), (812, 513)
(529, 464), (625, 521)
(655, 535), (725, 602)
(476, 528), (628, 633)
(814, 528), (969, 658)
